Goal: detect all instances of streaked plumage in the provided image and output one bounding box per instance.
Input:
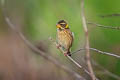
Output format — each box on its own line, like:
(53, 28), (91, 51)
(56, 20), (73, 56)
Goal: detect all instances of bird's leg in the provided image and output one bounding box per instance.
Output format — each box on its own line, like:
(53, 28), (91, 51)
(67, 51), (71, 56)
(63, 50), (71, 56)
(63, 52), (68, 56)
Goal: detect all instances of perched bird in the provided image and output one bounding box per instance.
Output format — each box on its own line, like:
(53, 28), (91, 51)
(56, 20), (74, 56)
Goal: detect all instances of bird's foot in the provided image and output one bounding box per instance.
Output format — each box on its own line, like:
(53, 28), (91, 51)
(63, 52), (67, 56)
(63, 52), (71, 56)
(56, 44), (61, 49)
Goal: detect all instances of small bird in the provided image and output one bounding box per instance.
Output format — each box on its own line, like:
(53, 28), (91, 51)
(56, 20), (74, 56)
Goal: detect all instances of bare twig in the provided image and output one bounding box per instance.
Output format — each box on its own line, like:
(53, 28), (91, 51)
(81, 0), (96, 80)
(1, 1), (86, 80)
(72, 48), (120, 59)
(90, 48), (120, 58)
(100, 13), (120, 18)
(72, 48), (85, 54)
(88, 22), (120, 30)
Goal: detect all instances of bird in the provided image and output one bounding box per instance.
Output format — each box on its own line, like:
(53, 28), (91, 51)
(56, 20), (74, 56)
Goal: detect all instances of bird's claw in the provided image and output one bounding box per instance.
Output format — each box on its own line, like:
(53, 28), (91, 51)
(64, 52), (71, 56)
(56, 44), (61, 49)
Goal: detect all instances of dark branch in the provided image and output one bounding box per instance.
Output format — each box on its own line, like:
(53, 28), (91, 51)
(88, 22), (120, 30)
(100, 14), (120, 18)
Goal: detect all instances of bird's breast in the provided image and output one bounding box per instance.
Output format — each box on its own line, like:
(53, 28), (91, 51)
(57, 29), (73, 49)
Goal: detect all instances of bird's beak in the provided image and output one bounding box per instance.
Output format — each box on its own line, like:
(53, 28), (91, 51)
(56, 24), (61, 29)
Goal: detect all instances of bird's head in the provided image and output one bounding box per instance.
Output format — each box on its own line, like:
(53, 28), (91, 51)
(56, 20), (69, 29)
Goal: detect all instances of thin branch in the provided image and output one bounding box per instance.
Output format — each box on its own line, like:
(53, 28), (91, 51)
(1, 1), (86, 80)
(81, 0), (96, 80)
(72, 48), (85, 54)
(90, 48), (120, 58)
(88, 22), (120, 30)
(67, 56), (82, 68)
(100, 13), (120, 18)
(72, 48), (120, 59)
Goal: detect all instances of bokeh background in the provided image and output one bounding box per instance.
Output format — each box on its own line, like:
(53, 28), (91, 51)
(0, 0), (120, 80)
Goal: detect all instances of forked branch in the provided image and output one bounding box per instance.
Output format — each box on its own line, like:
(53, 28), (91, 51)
(81, 0), (96, 80)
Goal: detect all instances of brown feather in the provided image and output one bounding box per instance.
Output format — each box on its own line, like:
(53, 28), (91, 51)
(57, 28), (73, 56)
